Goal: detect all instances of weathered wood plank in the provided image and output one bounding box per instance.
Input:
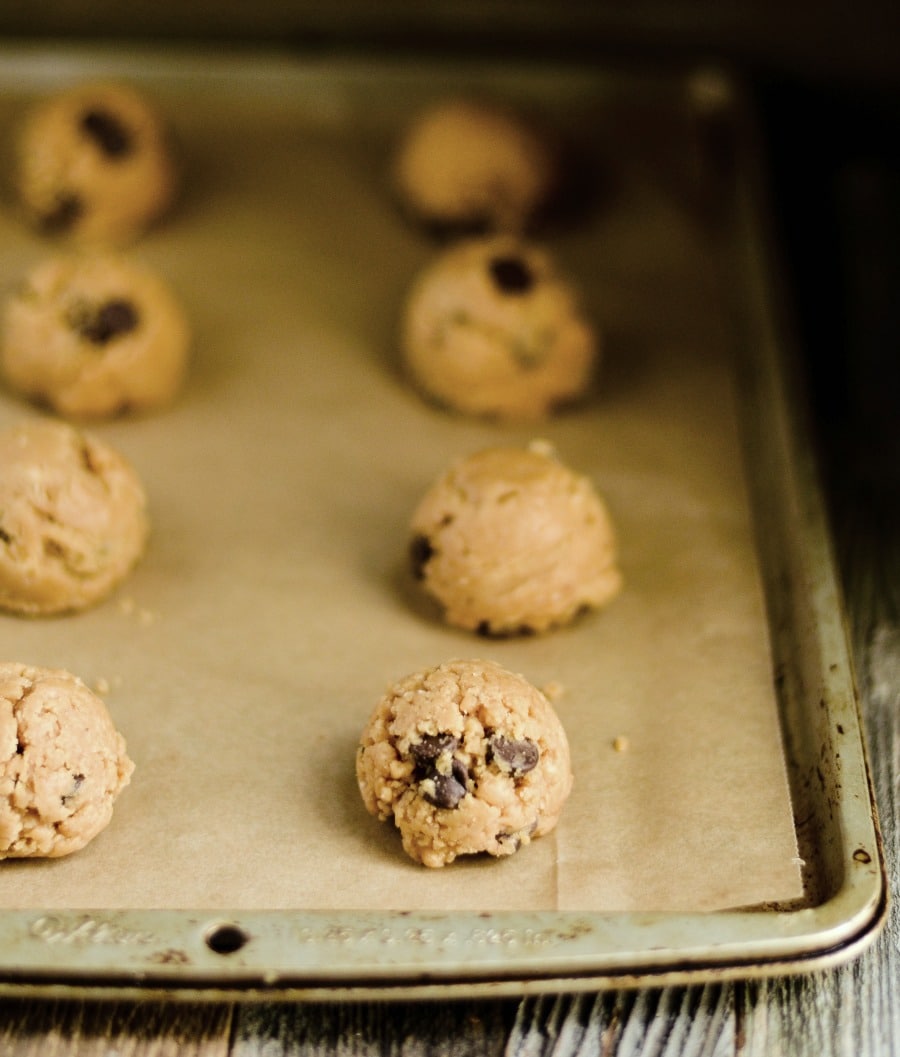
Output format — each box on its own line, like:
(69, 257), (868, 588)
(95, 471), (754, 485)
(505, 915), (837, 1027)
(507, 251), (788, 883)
(0, 1000), (232, 1057)
(231, 999), (515, 1056)
(503, 987), (737, 1057)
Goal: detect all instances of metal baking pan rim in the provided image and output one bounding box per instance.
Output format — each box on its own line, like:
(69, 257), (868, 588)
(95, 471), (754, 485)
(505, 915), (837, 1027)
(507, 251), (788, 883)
(0, 845), (885, 1000)
(0, 895), (886, 1002)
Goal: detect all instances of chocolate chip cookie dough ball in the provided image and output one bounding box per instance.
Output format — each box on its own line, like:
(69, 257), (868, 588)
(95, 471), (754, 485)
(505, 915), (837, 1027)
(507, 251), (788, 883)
(0, 662), (133, 858)
(2, 253), (190, 419)
(392, 98), (558, 234)
(401, 236), (597, 421)
(0, 420), (149, 616)
(409, 444), (622, 636)
(357, 658), (573, 868)
(13, 80), (178, 244)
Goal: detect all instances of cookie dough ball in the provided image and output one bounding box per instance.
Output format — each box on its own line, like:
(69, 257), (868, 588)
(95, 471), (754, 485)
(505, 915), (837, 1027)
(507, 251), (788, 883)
(0, 662), (133, 858)
(2, 253), (191, 419)
(401, 236), (597, 420)
(13, 80), (178, 244)
(0, 420), (149, 615)
(357, 658), (573, 868)
(392, 98), (558, 234)
(409, 444), (622, 636)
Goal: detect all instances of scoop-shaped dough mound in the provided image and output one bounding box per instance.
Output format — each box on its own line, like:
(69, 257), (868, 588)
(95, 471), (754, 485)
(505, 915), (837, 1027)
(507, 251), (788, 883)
(0, 419), (149, 615)
(13, 79), (178, 245)
(401, 235), (597, 421)
(0, 662), (134, 858)
(409, 444), (622, 635)
(392, 97), (558, 234)
(2, 252), (191, 419)
(357, 658), (573, 867)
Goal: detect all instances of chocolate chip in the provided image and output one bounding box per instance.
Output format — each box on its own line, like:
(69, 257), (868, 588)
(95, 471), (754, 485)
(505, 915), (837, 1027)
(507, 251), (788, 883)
(418, 214), (492, 241)
(0, 527), (12, 545)
(61, 773), (85, 806)
(496, 820), (538, 850)
(476, 621), (536, 639)
(409, 534), (434, 580)
(39, 192), (83, 233)
(421, 758), (469, 809)
(489, 735), (540, 775)
(73, 299), (140, 345)
(80, 108), (133, 158)
(410, 733), (458, 767)
(489, 255), (534, 294)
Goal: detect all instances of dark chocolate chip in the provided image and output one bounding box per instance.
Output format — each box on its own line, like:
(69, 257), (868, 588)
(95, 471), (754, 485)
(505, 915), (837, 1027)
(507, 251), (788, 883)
(496, 820), (538, 850)
(61, 773), (85, 807)
(489, 734), (540, 775)
(74, 299), (140, 345)
(489, 255), (534, 295)
(475, 621), (536, 639)
(80, 108), (133, 158)
(0, 527), (12, 545)
(409, 534), (434, 580)
(417, 213), (493, 241)
(39, 192), (83, 234)
(421, 758), (469, 809)
(410, 733), (459, 767)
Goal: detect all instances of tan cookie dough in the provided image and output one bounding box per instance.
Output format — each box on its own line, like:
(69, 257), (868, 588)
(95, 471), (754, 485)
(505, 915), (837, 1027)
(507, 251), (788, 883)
(392, 98), (558, 234)
(0, 420), (149, 615)
(2, 253), (191, 419)
(0, 662), (133, 858)
(410, 444), (622, 635)
(357, 658), (573, 868)
(13, 80), (178, 244)
(401, 235), (598, 420)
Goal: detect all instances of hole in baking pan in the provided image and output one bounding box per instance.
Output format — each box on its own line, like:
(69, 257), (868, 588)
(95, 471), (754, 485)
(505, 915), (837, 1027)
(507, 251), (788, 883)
(204, 922), (249, 955)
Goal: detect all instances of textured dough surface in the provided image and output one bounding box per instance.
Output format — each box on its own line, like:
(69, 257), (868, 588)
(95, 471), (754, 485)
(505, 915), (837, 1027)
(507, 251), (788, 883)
(2, 253), (190, 419)
(392, 98), (557, 233)
(402, 235), (597, 420)
(0, 662), (133, 859)
(13, 80), (178, 245)
(357, 658), (573, 868)
(410, 444), (622, 635)
(0, 419), (149, 615)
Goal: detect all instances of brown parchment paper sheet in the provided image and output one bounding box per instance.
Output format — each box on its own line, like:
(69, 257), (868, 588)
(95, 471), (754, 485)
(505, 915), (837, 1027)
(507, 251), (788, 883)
(0, 55), (802, 913)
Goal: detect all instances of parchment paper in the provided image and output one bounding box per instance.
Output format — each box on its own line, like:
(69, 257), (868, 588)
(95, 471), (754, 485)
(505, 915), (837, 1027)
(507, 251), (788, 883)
(0, 55), (803, 912)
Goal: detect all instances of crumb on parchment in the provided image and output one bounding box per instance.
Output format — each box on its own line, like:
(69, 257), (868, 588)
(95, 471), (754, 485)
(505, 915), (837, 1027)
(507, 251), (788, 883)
(541, 680), (565, 702)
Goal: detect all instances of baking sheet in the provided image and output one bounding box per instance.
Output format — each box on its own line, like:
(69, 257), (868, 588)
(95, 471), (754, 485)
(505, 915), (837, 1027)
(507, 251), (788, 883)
(0, 48), (884, 992)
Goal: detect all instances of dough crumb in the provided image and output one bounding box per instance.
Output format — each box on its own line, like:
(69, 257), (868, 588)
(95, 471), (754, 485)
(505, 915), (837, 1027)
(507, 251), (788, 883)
(13, 79), (179, 245)
(357, 658), (573, 867)
(1, 252), (191, 419)
(0, 661), (133, 858)
(541, 680), (565, 702)
(0, 419), (149, 616)
(409, 444), (622, 635)
(392, 97), (560, 234)
(401, 235), (598, 421)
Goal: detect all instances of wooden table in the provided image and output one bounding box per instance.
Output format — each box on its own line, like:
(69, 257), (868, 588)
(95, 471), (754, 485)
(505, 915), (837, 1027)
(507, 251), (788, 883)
(1, 83), (898, 1057)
